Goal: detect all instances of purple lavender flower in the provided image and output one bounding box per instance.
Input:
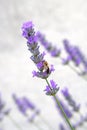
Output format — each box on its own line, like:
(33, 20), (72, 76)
(12, 94), (40, 121)
(22, 21), (59, 95)
(63, 39), (82, 66)
(54, 96), (72, 118)
(22, 21), (54, 80)
(22, 21), (75, 130)
(0, 93), (10, 121)
(13, 94), (29, 115)
(44, 80), (59, 95)
(22, 21), (35, 39)
(37, 31), (61, 57)
(61, 88), (80, 112)
(63, 39), (87, 75)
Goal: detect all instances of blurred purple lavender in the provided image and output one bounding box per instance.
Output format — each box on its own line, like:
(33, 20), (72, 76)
(63, 39), (87, 75)
(37, 32), (87, 79)
(63, 39), (82, 66)
(37, 31), (61, 57)
(12, 94), (40, 122)
(0, 92), (10, 121)
(61, 87), (80, 112)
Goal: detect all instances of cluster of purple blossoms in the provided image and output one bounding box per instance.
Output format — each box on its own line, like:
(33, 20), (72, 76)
(12, 94), (40, 122)
(44, 80), (59, 96)
(61, 87), (80, 112)
(37, 31), (61, 57)
(0, 93), (10, 121)
(22, 21), (59, 95)
(63, 39), (87, 74)
(63, 39), (82, 66)
(22, 21), (54, 78)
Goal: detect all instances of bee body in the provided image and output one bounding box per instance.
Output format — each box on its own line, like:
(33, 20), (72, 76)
(43, 61), (50, 74)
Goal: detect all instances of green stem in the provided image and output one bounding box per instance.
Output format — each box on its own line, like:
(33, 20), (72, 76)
(54, 95), (75, 130)
(45, 78), (75, 130)
(45, 78), (52, 90)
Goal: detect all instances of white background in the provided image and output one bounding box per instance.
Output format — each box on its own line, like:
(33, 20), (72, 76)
(0, 0), (87, 130)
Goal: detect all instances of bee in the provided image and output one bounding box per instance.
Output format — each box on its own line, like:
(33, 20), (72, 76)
(43, 61), (50, 74)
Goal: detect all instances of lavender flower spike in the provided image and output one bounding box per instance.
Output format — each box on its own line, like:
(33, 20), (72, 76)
(12, 94), (40, 122)
(44, 80), (59, 96)
(37, 31), (61, 57)
(61, 87), (80, 112)
(22, 21), (54, 79)
(12, 94), (29, 116)
(63, 39), (82, 66)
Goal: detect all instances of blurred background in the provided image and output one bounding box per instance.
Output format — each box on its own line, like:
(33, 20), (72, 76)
(0, 0), (87, 130)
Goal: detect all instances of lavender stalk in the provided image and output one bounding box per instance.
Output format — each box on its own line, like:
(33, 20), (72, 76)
(21, 21), (75, 130)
